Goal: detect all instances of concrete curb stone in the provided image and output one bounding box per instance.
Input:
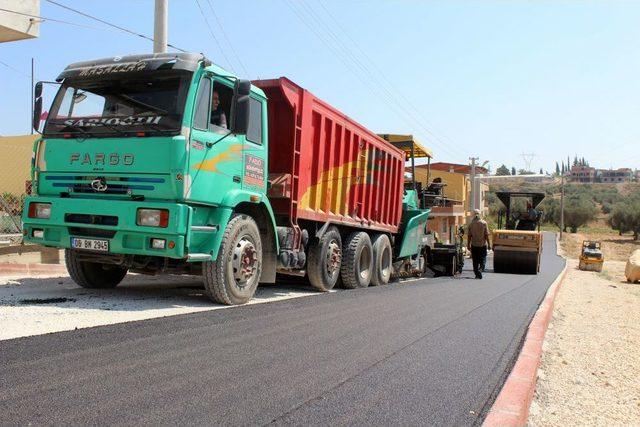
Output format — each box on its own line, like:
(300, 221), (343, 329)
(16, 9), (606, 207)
(483, 233), (568, 426)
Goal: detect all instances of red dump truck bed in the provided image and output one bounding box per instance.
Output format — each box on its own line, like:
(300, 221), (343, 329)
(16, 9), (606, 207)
(253, 77), (405, 234)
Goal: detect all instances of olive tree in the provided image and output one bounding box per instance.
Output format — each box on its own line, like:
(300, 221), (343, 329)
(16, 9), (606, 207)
(564, 197), (597, 233)
(609, 202), (640, 240)
(543, 196), (596, 233)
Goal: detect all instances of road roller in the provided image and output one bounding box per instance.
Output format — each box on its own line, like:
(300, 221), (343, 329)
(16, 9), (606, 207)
(579, 240), (604, 272)
(492, 192), (545, 274)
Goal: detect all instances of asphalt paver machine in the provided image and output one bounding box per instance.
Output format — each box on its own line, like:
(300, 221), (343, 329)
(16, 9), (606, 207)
(381, 134), (464, 277)
(492, 192), (545, 274)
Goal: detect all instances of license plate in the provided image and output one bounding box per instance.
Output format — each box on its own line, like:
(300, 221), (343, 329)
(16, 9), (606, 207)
(71, 237), (109, 252)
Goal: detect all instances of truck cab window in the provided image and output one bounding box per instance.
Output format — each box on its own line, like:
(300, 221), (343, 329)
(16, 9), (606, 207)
(210, 82), (232, 131)
(246, 98), (263, 145)
(193, 78), (211, 130)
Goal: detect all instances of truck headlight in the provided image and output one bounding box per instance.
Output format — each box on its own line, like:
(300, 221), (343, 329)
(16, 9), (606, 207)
(137, 208), (169, 228)
(28, 202), (51, 219)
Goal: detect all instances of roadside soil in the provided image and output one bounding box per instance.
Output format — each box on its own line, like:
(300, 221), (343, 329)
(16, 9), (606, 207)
(528, 259), (640, 426)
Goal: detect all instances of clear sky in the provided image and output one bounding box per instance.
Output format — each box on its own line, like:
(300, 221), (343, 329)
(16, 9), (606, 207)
(1, 0), (639, 172)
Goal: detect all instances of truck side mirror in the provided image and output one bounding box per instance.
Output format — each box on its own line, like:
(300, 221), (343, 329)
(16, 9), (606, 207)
(231, 79), (251, 134)
(33, 96), (43, 133)
(34, 81), (43, 98)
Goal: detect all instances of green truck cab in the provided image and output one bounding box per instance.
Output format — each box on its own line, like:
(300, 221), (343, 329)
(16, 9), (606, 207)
(24, 53), (278, 304)
(24, 53), (435, 305)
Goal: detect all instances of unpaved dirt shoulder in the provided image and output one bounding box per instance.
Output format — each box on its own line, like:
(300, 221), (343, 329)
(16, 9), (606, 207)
(529, 259), (640, 426)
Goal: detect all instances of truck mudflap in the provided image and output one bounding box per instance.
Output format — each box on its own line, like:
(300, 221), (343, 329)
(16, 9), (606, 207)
(22, 196), (189, 259)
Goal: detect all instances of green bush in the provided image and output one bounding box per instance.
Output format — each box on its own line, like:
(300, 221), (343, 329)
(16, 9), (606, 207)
(541, 195), (596, 233)
(609, 201), (640, 240)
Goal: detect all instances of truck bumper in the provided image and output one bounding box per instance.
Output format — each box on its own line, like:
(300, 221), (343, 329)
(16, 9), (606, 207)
(22, 197), (190, 259)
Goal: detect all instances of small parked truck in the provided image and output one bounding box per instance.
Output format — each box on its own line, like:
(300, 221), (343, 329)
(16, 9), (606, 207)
(23, 53), (432, 304)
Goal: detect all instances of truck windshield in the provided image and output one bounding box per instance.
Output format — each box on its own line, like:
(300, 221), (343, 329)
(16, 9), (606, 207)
(43, 71), (191, 137)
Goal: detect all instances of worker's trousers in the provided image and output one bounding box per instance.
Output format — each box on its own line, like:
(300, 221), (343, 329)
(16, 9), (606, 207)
(471, 245), (488, 278)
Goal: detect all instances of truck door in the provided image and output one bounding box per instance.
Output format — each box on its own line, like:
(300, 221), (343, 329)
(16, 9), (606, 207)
(187, 76), (243, 205)
(241, 96), (267, 193)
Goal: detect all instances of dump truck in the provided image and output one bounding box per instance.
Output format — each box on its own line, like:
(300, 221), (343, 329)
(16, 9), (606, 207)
(23, 52), (433, 305)
(492, 191), (544, 274)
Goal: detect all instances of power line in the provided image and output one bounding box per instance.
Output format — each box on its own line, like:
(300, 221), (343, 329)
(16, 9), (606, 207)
(0, 60), (31, 79)
(206, 0), (249, 77)
(0, 6), (111, 30)
(303, 1), (464, 159)
(295, 0), (463, 160)
(297, 1), (458, 159)
(286, 0), (431, 153)
(194, 0), (236, 73)
(44, 0), (187, 52)
(315, 1), (465, 158)
(288, 1), (463, 160)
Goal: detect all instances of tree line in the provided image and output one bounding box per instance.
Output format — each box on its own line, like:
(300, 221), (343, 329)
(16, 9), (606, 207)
(543, 185), (640, 237)
(495, 165), (544, 176)
(488, 183), (640, 238)
(495, 155), (591, 177)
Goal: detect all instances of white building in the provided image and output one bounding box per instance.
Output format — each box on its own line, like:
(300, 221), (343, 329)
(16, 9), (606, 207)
(0, 0), (40, 43)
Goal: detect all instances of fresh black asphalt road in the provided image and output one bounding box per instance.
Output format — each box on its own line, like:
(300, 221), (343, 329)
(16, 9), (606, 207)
(0, 232), (564, 426)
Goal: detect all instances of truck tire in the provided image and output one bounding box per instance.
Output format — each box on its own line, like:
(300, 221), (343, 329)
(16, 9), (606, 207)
(307, 226), (342, 292)
(65, 249), (127, 289)
(202, 214), (262, 305)
(371, 234), (392, 286)
(341, 231), (373, 289)
(446, 255), (457, 277)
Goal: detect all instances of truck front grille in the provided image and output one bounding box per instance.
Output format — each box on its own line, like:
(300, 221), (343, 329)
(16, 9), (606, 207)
(65, 213), (118, 226)
(46, 175), (164, 195)
(68, 227), (117, 239)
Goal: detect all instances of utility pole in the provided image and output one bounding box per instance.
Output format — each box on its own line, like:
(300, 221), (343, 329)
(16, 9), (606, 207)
(153, 0), (168, 53)
(469, 157), (478, 220)
(559, 173), (565, 240)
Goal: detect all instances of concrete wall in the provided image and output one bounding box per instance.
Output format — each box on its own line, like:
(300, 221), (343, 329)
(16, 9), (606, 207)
(0, 0), (40, 43)
(0, 134), (36, 195)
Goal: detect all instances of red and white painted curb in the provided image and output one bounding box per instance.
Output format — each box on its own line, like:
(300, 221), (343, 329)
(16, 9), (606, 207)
(0, 262), (67, 276)
(483, 258), (568, 426)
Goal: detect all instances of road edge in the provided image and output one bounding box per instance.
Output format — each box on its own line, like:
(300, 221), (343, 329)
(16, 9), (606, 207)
(482, 233), (568, 427)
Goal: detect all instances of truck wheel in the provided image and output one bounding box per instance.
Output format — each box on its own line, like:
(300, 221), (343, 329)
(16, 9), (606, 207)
(65, 249), (127, 289)
(203, 214), (262, 305)
(371, 234), (392, 286)
(341, 231), (373, 289)
(447, 255), (457, 276)
(308, 226), (342, 292)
